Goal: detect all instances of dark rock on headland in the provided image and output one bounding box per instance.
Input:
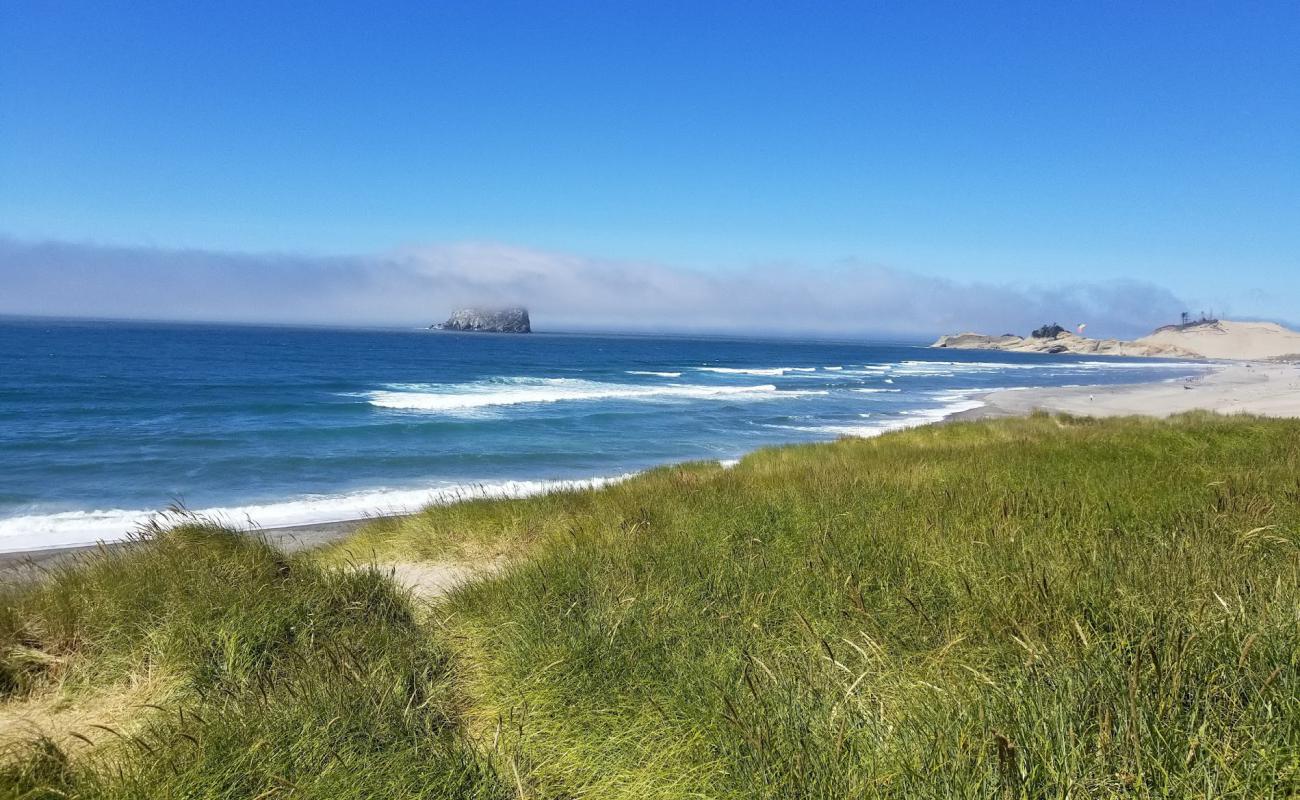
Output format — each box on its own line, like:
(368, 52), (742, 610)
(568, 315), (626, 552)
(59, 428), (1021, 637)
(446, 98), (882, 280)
(1031, 323), (1067, 339)
(432, 307), (531, 333)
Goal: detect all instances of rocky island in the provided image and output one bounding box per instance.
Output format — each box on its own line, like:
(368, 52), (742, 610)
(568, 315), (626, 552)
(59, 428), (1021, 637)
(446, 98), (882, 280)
(432, 307), (531, 333)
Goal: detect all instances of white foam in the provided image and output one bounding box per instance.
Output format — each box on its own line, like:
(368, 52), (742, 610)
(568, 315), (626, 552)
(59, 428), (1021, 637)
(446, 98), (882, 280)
(696, 366), (817, 376)
(890, 359), (1210, 377)
(790, 390), (987, 439)
(626, 370), (683, 378)
(851, 388), (901, 393)
(366, 378), (819, 413)
(0, 474), (635, 554)
(823, 366), (844, 371)
(718, 459), (741, 469)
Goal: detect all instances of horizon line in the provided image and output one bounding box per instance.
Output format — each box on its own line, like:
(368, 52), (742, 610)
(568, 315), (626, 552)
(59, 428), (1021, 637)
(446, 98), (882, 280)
(0, 312), (935, 346)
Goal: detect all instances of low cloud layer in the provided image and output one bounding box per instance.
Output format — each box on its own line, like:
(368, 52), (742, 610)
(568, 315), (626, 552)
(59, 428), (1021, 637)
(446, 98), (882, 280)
(0, 238), (1188, 339)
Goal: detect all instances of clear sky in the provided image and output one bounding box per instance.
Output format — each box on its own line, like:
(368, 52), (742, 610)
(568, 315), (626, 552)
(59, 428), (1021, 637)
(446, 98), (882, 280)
(1, 1), (1297, 331)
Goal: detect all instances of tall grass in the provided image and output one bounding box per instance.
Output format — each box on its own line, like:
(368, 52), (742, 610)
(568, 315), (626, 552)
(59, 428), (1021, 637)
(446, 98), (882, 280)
(406, 413), (1297, 798)
(1, 413), (1297, 798)
(0, 524), (504, 798)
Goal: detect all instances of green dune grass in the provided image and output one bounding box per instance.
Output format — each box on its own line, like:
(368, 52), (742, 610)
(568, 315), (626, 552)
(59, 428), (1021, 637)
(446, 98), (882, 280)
(0, 526), (503, 799)
(2, 413), (1297, 798)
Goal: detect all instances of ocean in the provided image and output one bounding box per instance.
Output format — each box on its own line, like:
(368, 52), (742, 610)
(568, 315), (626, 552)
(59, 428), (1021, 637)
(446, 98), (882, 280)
(0, 318), (1210, 551)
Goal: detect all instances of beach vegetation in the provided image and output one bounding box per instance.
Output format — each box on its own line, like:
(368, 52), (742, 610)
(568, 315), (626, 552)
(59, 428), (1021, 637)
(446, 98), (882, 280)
(1, 413), (1297, 797)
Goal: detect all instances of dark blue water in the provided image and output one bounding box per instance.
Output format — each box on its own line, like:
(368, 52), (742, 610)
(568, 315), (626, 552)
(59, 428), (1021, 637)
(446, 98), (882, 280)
(0, 318), (1208, 550)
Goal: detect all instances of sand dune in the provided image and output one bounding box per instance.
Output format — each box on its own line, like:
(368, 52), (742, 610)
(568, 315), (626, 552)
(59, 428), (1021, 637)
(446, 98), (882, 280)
(935, 319), (1300, 362)
(1137, 320), (1300, 361)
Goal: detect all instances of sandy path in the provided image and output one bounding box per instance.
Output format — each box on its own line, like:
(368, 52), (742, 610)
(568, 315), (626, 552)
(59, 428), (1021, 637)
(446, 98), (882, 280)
(382, 557), (506, 600)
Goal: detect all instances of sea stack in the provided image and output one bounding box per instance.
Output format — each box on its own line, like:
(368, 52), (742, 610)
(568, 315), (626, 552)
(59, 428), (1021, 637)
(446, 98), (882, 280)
(432, 307), (531, 333)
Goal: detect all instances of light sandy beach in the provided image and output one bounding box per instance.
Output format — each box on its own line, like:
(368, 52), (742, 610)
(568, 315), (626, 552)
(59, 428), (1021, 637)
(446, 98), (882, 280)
(965, 361), (1300, 420)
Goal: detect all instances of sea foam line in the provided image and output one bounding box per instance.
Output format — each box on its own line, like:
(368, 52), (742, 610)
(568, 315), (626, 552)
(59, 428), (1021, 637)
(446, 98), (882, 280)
(0, 474), (636, 554)
(890, 359), (1211, 377)
(696, 366), (818, 376)
(784, 389), (988, 439)
(366, 377), (822, 413)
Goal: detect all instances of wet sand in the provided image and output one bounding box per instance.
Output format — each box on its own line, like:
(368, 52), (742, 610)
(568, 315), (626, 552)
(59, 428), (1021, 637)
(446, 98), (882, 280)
(0, 517), (382, 580)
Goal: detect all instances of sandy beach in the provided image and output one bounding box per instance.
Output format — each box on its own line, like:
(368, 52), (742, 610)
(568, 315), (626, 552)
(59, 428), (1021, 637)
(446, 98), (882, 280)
(963, 361), (1300, 420)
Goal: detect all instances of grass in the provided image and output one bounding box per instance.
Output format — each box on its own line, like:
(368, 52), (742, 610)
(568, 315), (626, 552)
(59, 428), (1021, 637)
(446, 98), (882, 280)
(2, 413), (1298, 797)
(0, 524), (504, 799)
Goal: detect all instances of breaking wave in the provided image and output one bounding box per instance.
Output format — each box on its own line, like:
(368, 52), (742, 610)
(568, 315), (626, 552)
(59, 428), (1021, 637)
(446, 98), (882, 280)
(696, 366), (818, 376)
(365, 377), (820, 413)
(784, 389), (987, 438)
(0, 474), (635, 553)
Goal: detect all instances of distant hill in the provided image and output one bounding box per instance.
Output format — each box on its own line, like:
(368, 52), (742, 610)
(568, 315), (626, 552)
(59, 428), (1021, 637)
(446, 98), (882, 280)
(934, 319), (1300, 361)
(931, 330), (1195, 358)
(1136, 320), (1300, 361)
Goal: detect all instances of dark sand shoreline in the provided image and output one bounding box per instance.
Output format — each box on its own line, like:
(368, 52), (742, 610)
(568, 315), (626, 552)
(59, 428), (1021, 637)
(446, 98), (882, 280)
(0, 517), (381, 579)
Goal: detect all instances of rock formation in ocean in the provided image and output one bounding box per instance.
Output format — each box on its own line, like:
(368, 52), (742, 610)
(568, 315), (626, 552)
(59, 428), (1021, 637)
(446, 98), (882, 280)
(432, 307), (531, 333)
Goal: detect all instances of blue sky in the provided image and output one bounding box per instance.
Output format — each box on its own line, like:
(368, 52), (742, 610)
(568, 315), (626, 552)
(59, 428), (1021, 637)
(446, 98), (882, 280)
(1, 1), (1297, 331)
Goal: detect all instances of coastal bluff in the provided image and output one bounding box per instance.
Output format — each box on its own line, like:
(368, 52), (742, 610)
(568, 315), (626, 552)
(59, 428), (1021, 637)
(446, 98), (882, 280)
(432, 307), (531, 333)
(933, 319), (1300, 361)
(932, 326), (1196, 358)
